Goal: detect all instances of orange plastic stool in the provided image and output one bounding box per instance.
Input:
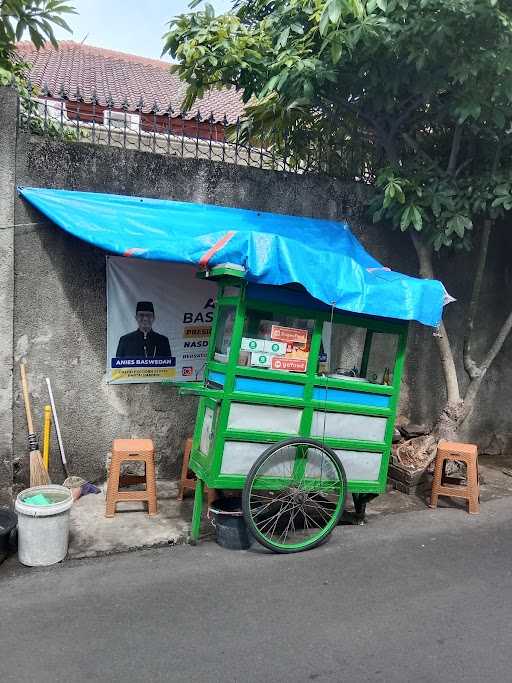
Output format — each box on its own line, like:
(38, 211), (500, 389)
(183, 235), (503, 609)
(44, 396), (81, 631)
(178, 437), (216, 506)
(106, 439), (157, 517)
(429, 440), (479, 514)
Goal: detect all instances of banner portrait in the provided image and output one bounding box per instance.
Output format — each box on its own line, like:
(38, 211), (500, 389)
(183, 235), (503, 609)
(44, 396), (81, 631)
(106, 256), (216, 384)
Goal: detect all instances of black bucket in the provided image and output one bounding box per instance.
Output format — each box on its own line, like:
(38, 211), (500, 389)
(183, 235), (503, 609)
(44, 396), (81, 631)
(0, 508), (17, 564)
(209, 497), (252, 550)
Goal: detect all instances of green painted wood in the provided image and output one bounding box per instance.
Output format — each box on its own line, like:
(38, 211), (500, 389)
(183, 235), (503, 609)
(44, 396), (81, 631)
(313, 376), (394, 395)
(299, 317), (323, 439)
(377, 324), (409, 487)
(234, 365), (309, 384)
(187, 276), (409, 497)
(208, 289), (247, 481)
(190, 477), (204, 541)
(360, 329), (374, 378)
(223, 428), (386, 452)
(245, 297), (405, 334)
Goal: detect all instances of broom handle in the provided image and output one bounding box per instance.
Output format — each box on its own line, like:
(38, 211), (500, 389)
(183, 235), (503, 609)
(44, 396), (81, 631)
(42, 405), (52, 471)
(46, 377), (69, 476)
(20, 362), (35, 435)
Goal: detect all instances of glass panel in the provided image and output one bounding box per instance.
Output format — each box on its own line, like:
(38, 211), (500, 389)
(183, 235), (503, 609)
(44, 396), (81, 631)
(321, 321), (366, 379)
(333, 450), (382, 481)
(199, 405), (217, 455)
(213, 306), (236, 363)
(228, 403), (302, 434)
(365, 332), (399, 385)
(311, 411), (387, 442)
(221, 441), (273, 475)
(222, 286), (241, 298)
(320, 323), (398, 385)
(241, 308), (315, 373)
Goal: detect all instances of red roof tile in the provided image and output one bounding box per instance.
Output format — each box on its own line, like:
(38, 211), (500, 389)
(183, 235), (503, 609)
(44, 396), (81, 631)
(16, 41), (245, 123)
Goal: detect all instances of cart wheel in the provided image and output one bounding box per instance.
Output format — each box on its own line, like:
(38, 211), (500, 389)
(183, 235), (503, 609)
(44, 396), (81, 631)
(242, 438), (347, 554)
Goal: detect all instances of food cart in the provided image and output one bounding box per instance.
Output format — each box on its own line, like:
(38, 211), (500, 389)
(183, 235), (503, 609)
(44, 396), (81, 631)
(19, 188), (448, 553)
(182, 265), (410, 552)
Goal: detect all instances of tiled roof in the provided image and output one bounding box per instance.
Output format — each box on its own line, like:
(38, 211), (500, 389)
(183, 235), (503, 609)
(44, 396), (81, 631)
(16, 41), (245, 123)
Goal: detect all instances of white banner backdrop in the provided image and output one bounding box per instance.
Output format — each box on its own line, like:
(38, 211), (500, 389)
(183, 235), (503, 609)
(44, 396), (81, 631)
(106, 256), (216, 384)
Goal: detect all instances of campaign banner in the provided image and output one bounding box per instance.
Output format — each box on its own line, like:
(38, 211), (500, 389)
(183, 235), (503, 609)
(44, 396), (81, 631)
(106, 256), (216, 384)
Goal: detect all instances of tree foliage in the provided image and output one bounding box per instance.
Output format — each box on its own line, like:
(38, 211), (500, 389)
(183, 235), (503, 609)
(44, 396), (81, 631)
(164, 0), (512, 253)
(166, 1), (512, 446)
(0, 0), (75, 83)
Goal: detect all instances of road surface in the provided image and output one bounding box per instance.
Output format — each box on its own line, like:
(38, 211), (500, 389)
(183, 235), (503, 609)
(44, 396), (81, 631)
(2, 498), (512, 682)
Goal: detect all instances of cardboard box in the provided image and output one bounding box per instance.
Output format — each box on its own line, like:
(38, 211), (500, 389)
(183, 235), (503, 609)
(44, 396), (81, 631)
(241, 337), (266, 352)
(271, 325), (309, 345)
(251, 352), (273, 367)
(271, 357), (307, 373)
(263, 340), (286, 355)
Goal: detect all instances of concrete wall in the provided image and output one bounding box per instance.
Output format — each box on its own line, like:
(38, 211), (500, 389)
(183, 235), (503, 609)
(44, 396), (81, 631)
(2, 87), (512, 500)
(0, 89), (17, 505)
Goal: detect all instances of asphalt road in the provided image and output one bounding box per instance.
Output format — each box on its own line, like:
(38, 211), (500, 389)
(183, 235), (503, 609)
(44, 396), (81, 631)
(2, 498), (512, 683)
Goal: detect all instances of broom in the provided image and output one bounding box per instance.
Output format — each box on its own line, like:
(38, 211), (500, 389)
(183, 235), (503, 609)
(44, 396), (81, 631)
(20, 362), (51, 487)
(46, 377), (100, 498)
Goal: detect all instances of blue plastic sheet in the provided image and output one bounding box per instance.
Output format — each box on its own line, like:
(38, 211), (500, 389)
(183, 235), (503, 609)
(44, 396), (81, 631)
(19, 187), (447, 326)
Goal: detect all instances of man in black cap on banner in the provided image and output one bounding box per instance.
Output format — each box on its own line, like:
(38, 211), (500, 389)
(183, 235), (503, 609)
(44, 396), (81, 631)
(116, 301), (172, 358)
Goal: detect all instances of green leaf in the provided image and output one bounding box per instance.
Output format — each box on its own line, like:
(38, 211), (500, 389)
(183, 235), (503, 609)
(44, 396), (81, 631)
(400, 206), (412, 231)
(447, 214), (472, 238)
(319, 8), (330, 36)
(373, 208), (384, 223)
(433, 234), (444, 251)
(328, 0), (343, 24)
(277, 26), (290, 48)
(495, 184), (510, 196)
(376, 0), (388, 10)
(411, 206), (422, 231)
(331, 42), (343, 64)
(493, 110), (506, 128)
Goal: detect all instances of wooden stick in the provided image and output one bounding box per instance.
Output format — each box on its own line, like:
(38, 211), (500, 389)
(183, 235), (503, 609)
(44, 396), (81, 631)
(20, 362), (50, 487)
(42, 405), (52, 471)
(20, 362), (35, 441)
(46, 377), (69, 478)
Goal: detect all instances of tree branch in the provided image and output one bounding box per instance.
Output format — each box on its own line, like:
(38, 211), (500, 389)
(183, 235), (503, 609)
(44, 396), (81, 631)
(333, 97), (382, 134)
(402, 133), (444, 174)
(454, 157), (472, 177)
(410, 232), (461, 405)
(447, 123), (462, 175)
(463, 219), (492, 380)
(461, 307), (512, 423)
(391, 94), (427, 134)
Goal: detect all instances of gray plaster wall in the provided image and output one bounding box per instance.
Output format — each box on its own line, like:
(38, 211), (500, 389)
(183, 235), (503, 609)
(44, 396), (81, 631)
(0, 89), (17, 505)
(2, 86), (511, 499)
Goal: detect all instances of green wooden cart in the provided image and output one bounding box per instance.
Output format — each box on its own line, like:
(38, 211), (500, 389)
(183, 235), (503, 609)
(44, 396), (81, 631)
(181, 264), (408, 552)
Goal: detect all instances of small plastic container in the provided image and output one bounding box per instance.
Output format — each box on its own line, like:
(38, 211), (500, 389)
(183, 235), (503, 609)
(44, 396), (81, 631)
(0, 508), (17, 563)
(15, 485), (73, 566)
(209, 497), (253, 550)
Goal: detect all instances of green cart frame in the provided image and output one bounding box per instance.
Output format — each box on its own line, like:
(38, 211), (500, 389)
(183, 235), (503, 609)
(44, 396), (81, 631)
(181, 265), (408, 543)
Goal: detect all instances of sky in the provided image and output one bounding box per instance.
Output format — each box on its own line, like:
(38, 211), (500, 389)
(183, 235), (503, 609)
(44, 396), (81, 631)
(50, 0), (235, 61)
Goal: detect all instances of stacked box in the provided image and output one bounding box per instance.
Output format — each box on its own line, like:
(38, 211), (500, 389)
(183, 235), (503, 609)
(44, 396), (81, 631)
(241, 337), (266, 352)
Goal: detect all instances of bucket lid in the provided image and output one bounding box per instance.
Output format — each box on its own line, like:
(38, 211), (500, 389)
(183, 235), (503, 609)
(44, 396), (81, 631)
(15, 485), (73, 517)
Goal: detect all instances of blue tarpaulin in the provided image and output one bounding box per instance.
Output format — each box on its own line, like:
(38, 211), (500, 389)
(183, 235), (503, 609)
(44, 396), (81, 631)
(19, 187), (447, 326)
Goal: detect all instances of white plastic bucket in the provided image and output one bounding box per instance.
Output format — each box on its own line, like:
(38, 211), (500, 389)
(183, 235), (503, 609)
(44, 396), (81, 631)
(15, 485), (73, 566)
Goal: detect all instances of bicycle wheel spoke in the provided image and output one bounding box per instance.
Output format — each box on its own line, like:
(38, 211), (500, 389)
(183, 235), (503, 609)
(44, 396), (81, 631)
(304, 498), (332, 525)
(255, 498), (297, 534)
(278, 503), (302, 544)
(244, 439), (346, 552)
